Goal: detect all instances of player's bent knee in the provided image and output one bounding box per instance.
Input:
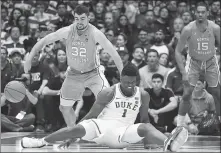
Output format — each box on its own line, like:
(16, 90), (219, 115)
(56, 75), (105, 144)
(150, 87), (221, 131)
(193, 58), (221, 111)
(59, 105), (73, 114)
(137, 123), (147, 137)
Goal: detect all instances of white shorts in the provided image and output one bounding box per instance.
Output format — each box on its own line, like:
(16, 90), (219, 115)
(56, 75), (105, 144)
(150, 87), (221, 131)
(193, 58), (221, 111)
(79, 119), (143, 148)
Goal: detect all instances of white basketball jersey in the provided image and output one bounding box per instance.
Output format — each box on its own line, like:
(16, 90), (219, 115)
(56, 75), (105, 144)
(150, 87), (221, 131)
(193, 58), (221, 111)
(98, 83), (142, 125)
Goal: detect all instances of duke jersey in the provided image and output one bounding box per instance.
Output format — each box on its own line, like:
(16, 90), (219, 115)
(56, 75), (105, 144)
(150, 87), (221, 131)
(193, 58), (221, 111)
(98, 83), (142, 125)
(188, 20), (216, 61)
(66, 23), (100, 72)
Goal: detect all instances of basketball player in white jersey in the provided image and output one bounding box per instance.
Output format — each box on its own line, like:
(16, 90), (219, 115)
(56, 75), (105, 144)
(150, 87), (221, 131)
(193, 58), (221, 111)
(22, 64), (188, 152)
(175, 2), (220, 127)
(24, 5), (123, 127)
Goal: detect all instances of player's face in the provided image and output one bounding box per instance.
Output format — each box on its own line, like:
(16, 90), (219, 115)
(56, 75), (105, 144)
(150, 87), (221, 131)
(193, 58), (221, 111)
(195, 6), (208, 22)
(152, 78), (163, 91)
(120, 75), (137, 92)
(74, 13), (89, 30)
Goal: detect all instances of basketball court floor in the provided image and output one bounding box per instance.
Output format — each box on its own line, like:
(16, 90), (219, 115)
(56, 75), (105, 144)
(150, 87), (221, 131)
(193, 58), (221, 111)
(1, 132), (220, 152)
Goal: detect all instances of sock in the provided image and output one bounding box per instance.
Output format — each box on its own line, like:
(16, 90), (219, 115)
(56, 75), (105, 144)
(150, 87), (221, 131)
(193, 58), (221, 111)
(41, 137), (49, 145)
(177, 115), (186, 127)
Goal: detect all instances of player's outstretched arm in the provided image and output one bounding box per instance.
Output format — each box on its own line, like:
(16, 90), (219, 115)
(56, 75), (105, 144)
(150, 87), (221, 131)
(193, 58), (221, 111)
(79, 87), (115, 122)
(213, 23), (220, 58)
(175, 26), (191, 80)
(139, 88), (151, 123)
(24, 26), (71, 73)
(94, 29), (123, 74)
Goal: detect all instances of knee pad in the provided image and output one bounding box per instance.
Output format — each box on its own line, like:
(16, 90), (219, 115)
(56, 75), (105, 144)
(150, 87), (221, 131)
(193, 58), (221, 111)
(59, 105), (72, 113)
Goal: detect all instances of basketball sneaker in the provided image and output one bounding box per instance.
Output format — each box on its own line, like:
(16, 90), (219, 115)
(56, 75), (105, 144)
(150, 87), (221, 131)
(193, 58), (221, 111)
(21, 137), (47, 148)
(163, 126), (188, 152)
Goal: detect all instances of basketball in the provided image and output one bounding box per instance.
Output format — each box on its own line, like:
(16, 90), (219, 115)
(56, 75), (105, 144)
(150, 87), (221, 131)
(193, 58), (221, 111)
(4, 81), (26, 103)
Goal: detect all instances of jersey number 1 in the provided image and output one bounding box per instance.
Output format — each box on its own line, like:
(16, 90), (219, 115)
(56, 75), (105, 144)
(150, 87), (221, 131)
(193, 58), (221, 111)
(197, 42), (208, 50)
(122, 109), (127, 117)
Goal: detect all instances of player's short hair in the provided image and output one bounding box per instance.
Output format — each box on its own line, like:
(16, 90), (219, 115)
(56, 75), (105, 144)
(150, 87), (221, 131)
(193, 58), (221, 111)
(152, 73), (164, 82)
(121, 63), (138, 77)
(74, 5), (89, 16)
(196, 1), (209, 11)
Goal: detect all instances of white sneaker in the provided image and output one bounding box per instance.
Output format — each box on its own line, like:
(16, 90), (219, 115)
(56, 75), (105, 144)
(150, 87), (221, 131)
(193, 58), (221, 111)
(21, 137), (47, 148)
(163, 126), (188, 152)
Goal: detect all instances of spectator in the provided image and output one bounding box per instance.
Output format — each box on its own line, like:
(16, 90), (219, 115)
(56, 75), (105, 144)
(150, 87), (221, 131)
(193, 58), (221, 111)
(29, 51), (50, 132)
(150, 29), (174, 63)
(135, 1), (148, 29)
(104, 12), (117, 33)
(8, 8), (23, 28)
(95, 2), (105, 29)
(104, 28), (116, 45)
(168, 18), (185, 51)
(3, 26), (26, 57)
(111, 5), (121, 21)
(144, 10), (158, 33)
(116, 15), (132, 37)
(185, 76), (219, 135)
(159, 53), (170, 68)
(134, 28), (152, 54)
(88, 11), (97, 27)
(153, 5), (160, 18)
(131, 46), (146, 69)
(146, 73), (178, 133)
(100, 49), (110, 68)
(139, 49), (169, 88)
(16, 15), (29, 36)
(42, 49), (68, 132)
(28, 2), (52, 26)
(1, 5), (9, 31)
(1, 47), (15, 96)
(166, 53), (187, 101)
(117, 46), (130, 66)
(115, 0), (126, 14)
(154, 7), (170, 35)
(116, 32), (128, 48)
(1, 74), (37, 132)
(50, 2), (74, 30)
(208, 0), (220, 22)
(167, 0), (178, 19)
(182, 11), (193, 26)
(10, 49), (24, 78)
(177, 0), (188, 17)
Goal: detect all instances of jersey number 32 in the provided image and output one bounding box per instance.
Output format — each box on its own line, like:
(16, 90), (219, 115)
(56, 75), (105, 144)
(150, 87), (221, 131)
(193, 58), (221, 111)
(72, 47), (86, 57)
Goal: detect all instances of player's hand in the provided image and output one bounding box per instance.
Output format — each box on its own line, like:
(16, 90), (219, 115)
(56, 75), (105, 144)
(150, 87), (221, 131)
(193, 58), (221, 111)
(57, 138), (75, 149)
(188, 124), (199, 135)
(24, 60), (32, 74)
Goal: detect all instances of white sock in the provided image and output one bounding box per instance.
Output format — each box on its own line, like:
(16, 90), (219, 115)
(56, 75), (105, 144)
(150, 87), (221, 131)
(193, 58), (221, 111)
(41, 138), (49, 145)
(177, 115), (186, 126)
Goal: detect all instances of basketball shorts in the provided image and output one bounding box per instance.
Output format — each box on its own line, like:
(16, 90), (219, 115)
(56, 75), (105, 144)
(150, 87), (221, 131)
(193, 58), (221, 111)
(60, 68), (109, 106)
(79, 119), (143, 148)
(187, 56), (220, 87)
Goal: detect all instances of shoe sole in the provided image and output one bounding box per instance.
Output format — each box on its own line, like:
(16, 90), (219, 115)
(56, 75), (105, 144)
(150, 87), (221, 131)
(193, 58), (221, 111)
(163, 127), (186, 151)
(170, 128), (188, 152)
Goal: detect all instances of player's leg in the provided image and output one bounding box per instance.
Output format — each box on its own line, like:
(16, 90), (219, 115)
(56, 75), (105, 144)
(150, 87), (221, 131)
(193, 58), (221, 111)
(177, 58), (198, 126)
(205, 57), (220, 118)
(59, 77), (85, 127)
(121, 123), (188, 152)
(21, 119), (99, 148)
(86, 69), (109, 98)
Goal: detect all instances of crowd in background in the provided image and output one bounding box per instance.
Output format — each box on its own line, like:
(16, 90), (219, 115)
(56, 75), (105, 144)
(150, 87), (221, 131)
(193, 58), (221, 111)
(1, 0), (220, 135)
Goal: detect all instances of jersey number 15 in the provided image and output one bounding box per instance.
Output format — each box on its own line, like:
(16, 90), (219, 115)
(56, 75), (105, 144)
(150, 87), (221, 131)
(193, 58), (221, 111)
(197, 42), (209, 51)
